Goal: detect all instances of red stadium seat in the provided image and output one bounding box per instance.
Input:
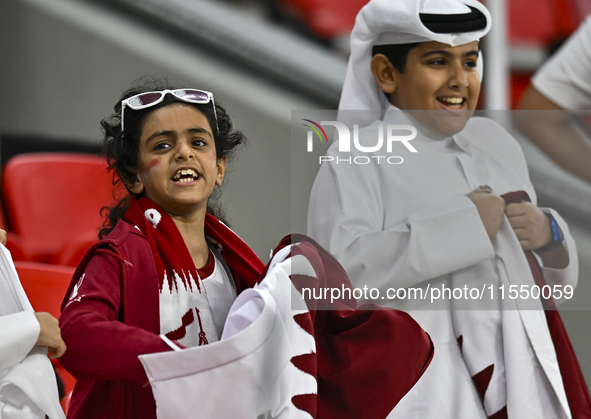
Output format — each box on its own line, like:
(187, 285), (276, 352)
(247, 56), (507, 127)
(15, 261), (77, 413)
(15, 261), (75, 318)
(2, 153), (117, 266)
(279, 0), (366, 39)
(509, 0), (581, 46)
(508, 0), (582, 108)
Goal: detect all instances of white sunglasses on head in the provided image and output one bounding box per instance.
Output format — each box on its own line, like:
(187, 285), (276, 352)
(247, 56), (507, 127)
(120, 89), (219, 134)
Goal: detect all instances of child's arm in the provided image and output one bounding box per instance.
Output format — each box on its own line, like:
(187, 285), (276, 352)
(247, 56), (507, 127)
(505, 202), (569, 269)
(59, 252), (172, 384)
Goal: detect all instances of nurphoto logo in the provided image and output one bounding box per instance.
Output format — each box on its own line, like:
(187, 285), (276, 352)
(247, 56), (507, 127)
(302, 119), (418, 165)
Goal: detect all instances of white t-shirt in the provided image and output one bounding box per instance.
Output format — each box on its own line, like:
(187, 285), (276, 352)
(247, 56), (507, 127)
(159, 252), (236, 347)
(532, 15), (591, 109)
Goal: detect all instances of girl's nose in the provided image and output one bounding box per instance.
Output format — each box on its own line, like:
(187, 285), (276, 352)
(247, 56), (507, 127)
(175, 141), (194, 160)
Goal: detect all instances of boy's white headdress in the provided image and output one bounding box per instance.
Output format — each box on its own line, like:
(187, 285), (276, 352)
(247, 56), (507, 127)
(338, 0), (492, 128)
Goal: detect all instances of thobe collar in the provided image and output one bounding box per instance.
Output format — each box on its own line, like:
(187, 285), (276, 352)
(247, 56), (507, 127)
(382, 104), (474, 155)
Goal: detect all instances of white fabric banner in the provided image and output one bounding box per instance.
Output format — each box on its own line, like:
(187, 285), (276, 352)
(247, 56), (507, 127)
(140, 246), (317, 419)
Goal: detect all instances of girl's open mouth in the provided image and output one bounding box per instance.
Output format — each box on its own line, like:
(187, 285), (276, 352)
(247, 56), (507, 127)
(172, 168), (199, 183)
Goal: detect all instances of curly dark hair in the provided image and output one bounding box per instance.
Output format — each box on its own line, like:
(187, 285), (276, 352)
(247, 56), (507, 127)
(99, 78), (246, 238)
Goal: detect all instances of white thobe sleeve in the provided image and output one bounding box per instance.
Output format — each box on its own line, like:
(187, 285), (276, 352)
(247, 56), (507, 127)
(307, 161), (495, 291)
(532, 15), (591, 109)
(0, 311), (39, 371)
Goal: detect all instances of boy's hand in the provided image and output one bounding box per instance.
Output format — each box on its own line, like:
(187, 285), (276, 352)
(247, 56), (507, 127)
(34, 312), (67, 359)
(505, 202), (552, 251)
(467, 192), (506, 242)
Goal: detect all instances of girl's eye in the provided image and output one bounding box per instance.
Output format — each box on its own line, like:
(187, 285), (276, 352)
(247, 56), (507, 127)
(154, 142), (171, 151)
(192, 139), (207, 147)
(464, 60), (477, 68)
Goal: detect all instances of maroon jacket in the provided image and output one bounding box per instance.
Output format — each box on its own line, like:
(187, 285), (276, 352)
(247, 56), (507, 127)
(59, 220), (254, 419)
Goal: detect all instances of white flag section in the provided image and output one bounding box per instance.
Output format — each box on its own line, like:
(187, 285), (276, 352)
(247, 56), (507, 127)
(139, 245), (317, 419)
(0, 244), (66, 419)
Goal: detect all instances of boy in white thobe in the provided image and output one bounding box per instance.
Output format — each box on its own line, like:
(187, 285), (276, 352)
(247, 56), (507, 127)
(307, 0), (590, 417)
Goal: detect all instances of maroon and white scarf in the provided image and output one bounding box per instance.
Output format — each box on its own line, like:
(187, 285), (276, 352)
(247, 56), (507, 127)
(125, 197), (217, 346)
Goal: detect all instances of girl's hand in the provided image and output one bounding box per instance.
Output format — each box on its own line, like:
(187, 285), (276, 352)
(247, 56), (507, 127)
(505, 202), (552, 251)
(0, 229), (6, 246)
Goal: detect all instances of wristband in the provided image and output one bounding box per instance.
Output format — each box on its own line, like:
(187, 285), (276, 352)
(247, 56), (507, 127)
(535, 213), (564, 253)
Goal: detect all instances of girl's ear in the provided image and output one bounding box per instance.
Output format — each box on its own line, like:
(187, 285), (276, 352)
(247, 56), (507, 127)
(215, 156), (227, 186)
(129, 174), (144, 195)
(370, 54), (397, 95)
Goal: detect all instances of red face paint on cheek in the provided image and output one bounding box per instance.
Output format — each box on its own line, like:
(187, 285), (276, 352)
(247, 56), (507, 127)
(147, 157), (161, 171)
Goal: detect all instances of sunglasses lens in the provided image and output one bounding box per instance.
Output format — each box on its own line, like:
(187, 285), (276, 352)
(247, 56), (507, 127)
(128, 92), (164, 108)
(176, 89), (210, 102)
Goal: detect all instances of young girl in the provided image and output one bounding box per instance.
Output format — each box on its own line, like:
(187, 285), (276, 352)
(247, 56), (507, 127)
(59, 80), (264, 419)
